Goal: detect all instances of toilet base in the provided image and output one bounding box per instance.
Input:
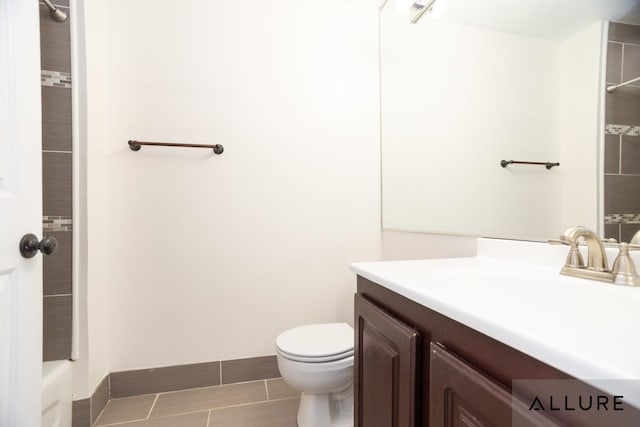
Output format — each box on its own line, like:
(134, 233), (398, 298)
(297, 385), (353, 427)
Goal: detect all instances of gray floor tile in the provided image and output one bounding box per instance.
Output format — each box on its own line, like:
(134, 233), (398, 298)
(209, 398), (299, 427)
(266, 379), (299, 400)
(108, 411), (209, 427)
(94, 394), (157, 426)
(150, 381), (268, 418)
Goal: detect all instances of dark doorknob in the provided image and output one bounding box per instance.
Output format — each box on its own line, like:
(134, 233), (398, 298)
(19, 234), (58, 258)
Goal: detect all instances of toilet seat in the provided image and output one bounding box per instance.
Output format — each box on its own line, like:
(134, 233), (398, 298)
(278, 347), (353, 363)
(276, 323), (354, 363)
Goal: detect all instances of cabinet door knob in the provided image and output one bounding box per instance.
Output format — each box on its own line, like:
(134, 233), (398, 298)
(19, 234), (58, 258)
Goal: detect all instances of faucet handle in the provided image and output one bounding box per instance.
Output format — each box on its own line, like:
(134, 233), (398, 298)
(547, 236), (574, 246)
(548, 237), (585, 269)
(612, 243), (640, 286)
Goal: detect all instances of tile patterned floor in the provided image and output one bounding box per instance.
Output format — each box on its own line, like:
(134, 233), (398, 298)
(94, 378), (299, 427)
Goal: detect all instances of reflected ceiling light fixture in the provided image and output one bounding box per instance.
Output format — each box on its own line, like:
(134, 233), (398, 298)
(429, 0), (447, 19)
(395, 0), (415, 12)
(395, 0), (445, 24)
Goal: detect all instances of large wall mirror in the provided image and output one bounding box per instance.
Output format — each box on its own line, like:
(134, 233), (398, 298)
(380, 0), (640, 242)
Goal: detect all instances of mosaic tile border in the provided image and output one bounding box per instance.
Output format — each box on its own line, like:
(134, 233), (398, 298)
(605, 214), (640, 225)
(605, 124), (640, 136)
(41, 70), (72, 88)
(43, 215), (73, 231)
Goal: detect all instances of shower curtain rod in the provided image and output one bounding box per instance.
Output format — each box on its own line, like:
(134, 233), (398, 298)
(607, 76), (640, 93)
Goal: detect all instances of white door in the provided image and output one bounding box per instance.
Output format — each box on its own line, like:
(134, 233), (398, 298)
(0, 0), (44, 426)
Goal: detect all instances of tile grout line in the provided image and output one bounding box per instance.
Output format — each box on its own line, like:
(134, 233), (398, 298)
(109, 377), (283, 401)
(98, 375), (290, 424)
(144, 396), (300, 423)
(219, 362), (222, 386)
(93, 374), (113, 427)
(609, 40), (640, 48)
(94, 398), (295, 427)
(146, 393), (160, 419)
(213, 395), (298, 411)
(621, 43), (625, 84)
(619, 134), (622, 174)
(93, 402), (109, 427)
(93, 416), (149, 427)
(148, 377), (284, 397)
(94, 393), (300, 426)
(206, 410), (212, 427)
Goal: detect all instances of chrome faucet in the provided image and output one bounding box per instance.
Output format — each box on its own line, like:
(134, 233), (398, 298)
(563, 226), (609, 271)
(550, 226), (640, 286)
(553, 226), (615, 283)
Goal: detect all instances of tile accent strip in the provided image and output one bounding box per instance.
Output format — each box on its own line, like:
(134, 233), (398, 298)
(41, 70), (72, 88)
(605, 213), (640, 224)
(43, 215), (73, 231)
(605, 124), (640, 136)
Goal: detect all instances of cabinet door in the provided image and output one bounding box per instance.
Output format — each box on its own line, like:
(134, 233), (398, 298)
(429, 343), (562, 427)
(355, 294), (419, 427)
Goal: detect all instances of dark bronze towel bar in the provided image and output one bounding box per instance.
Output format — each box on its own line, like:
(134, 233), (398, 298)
(500, 160), (559, 170)
(128, 140), (224, 154)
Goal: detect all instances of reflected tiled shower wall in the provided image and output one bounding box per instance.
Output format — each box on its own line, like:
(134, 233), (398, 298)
(604, 22), (640, 243)
(40, 0), (72, 361)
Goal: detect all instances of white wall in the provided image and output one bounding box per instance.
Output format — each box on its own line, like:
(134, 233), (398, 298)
(557, 22), (603, 234)
(380, 10), (601, 241)
(72, 0), (110, 397)
(96, 0), (381, 371)
(382, 230), (477, 260)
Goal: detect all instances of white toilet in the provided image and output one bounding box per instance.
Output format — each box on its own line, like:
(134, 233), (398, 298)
(276, 323), (354, 427)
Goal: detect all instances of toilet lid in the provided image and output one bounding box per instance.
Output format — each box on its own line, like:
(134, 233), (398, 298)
(276, 323), (354, 360)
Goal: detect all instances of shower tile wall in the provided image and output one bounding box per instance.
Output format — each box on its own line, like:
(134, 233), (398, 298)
(604, 22), (640, 243)
(40, 1), (73, 361)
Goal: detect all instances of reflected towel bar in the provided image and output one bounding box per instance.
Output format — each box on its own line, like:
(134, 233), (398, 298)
(128, 140), (224, 154)
(500, 160), (559, 170)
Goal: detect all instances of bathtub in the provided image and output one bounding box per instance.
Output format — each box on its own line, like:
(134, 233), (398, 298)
(42, 361), (72, 427)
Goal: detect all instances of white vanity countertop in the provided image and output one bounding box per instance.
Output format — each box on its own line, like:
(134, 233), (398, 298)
(350, 238), (640, 406)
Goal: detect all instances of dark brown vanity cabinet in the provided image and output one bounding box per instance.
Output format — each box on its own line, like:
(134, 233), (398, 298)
(429, 342), (560, 427)
(354, 276), (637, 427)
(354, 294), (418, 427)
